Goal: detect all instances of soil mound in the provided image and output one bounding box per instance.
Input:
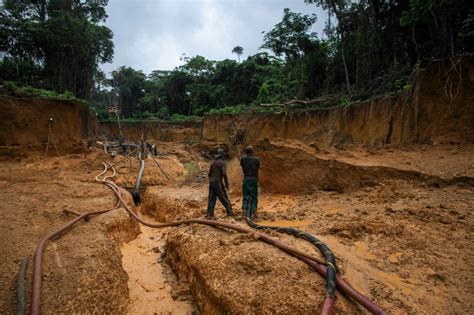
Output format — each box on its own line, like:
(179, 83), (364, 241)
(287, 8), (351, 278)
(164, 224), (362, 314)
(0, 155), (139, 314)
(141, 186), (206, 222)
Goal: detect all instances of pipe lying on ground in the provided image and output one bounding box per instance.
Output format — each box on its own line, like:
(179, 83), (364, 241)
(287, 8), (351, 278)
(31, 166), (122, 315)
(97, 163), (386, 315)
(132, 159), (145, 205)
(246, 218), (338, 315)
(30, 163), (386, 315)
(31, 207), (118, 315)
(17, 256), (29, 315)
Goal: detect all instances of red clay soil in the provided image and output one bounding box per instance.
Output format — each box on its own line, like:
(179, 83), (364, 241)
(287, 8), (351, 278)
(0, 56), (473, 313)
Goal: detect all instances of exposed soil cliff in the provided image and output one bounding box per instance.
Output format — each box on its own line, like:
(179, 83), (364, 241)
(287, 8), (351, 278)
(0, 96), (99, 157)
(99, 121), (201, 143)
(202, 57), (474, 148)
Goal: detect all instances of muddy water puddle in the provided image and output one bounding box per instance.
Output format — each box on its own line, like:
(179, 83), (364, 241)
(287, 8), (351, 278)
(121, 225), (196, 314)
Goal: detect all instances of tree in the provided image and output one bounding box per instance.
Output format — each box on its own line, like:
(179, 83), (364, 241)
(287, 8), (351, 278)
(0, 0), (114, 99)
(260, 8), (317, 61)
(111, 67), (146, 118)
(232, 46), (244, 62)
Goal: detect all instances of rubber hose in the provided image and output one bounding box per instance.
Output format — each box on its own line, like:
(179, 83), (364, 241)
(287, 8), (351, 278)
(132, 159), (145, 205)
(17, 256), (29, 315)
(97, 165), (385, 314)
(31, 164), (386, 315)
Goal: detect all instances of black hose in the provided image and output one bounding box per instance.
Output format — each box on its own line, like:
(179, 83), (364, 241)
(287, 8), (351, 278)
(17, 256), (29, 315)
(132, 159), (145, 205)
(244, 193), (337, 297)
(246, 218), (337, 296)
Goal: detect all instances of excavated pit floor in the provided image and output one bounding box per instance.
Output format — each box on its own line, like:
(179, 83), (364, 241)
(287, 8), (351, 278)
(121, 224), (197, 314)
(1, 142), (473, 314)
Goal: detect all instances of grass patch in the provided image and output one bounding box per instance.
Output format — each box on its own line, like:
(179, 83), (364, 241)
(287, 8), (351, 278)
(0, 81), (90, 111)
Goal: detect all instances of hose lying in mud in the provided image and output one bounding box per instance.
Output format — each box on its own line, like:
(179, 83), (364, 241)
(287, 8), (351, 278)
(246, 217), (337, 314)
(97, 163), (386, 315)
(17, 256), (29, 315)
(30, 166), (122, 315)
(30, 163), (386, 315)
(132, 159), (145, 205)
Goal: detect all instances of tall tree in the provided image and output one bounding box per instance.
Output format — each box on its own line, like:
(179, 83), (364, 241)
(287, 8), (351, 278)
(111, 66), (146, 118)
(232, 46), (244, 62)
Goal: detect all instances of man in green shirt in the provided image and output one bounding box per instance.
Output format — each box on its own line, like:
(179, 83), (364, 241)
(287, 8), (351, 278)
(240, 146), (260, 220)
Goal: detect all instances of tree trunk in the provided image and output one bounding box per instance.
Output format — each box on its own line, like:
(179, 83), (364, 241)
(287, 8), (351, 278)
(341, 45), (352, 99)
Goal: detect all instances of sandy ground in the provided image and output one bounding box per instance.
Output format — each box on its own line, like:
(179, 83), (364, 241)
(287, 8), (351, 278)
(318, 143), (474, 179)
(122, 224), (196, 314)
(1, 142), (472, 314)
(145, 142), (474, 314)
(0, 153), (140, 314)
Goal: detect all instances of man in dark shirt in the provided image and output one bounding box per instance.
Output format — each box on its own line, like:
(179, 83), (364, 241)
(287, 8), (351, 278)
(240, 145), (260, 220)
(207, 148), (233, 218)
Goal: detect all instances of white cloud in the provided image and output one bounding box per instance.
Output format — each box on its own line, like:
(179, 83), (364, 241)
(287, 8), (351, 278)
(101, 0), (325, 75)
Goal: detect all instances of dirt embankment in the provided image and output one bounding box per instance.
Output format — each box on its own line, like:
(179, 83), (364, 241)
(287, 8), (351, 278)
(99, 121), (201, 143)
(0, 96), (100, 157)
(0, 96), (201, 159)
(164, 225), (361, 314)
(253, 138), (474, 194)
(202, 57), (474, 148)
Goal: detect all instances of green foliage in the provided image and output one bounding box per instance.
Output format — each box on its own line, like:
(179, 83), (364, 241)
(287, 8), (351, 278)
(339, 95), (351, 107)
(1, 81), (86, 103)
(232, 46), (244, 62)
(170, 114), (202, 123)
(3, 0), (472, 123)
(261, 8), (317, 60)
(208, 105), (248, 115)
(0, 0), (114, 99)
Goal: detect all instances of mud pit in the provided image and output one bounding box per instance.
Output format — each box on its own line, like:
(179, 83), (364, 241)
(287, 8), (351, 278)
(0, 136), (473, 314)
(1, 57), (473, 314)
(144, 142), (472, 314)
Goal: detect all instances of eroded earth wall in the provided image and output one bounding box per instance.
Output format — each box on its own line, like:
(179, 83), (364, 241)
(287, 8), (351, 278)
(99, 121), (201, 143)
(202, 57), (474, 147)
(0, 96), (99, 155)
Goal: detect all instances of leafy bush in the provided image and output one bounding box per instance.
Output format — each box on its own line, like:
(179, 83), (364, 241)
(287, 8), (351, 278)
(339, 95), (351, 107)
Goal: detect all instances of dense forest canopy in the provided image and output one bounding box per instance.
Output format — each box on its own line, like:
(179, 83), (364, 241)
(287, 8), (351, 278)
(1, 0), (473, 121)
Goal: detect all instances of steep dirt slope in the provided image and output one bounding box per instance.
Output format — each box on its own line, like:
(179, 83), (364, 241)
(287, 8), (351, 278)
(99, 121), (200, 143)
(413, 57), (474, 143)
(252, 138), (472, 194)
(0, 96), (99, 157)
(202, 57), (474, 148)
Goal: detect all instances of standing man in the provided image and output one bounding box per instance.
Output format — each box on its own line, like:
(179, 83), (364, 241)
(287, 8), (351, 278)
(207, 148), (233, 218)
(241, 145), (260, 220)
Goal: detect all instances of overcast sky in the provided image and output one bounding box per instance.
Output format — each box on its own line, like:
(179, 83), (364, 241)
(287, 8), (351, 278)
(101, 0), (326, 76)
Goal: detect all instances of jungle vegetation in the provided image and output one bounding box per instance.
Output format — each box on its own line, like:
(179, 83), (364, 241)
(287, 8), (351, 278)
(1, 0), (472, 121)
